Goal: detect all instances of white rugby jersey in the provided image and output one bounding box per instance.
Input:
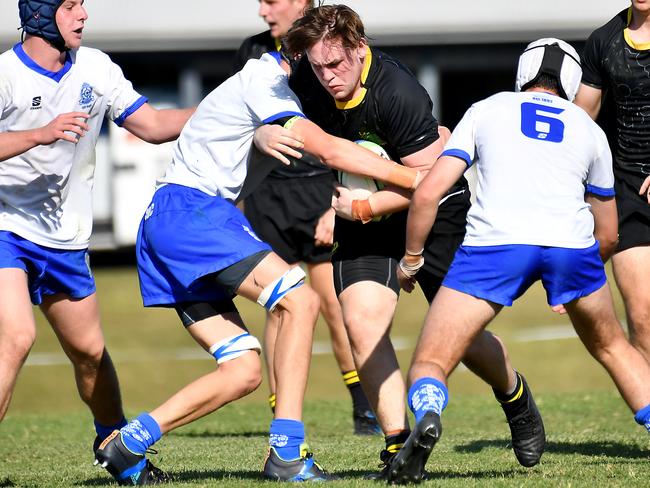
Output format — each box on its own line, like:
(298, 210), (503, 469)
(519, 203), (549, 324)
(158, 53), (304, 201)
(443, 90), (613, 248)
(0, 43), (146, 249)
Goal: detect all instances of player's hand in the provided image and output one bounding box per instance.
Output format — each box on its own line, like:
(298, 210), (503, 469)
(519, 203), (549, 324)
(314, 207), (335, 247)
(397, 264), (416, 293)
(331, 185), (354, 220)
(253, 124), (304, 165)
(36, 112), (90, 144)
(551, 304), (567, 315)
(639, 175), (650, 204)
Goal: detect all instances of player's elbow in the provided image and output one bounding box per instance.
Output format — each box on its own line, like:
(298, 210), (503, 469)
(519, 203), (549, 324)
(412, 185), (440, 210)
(596, 232), (618, 262)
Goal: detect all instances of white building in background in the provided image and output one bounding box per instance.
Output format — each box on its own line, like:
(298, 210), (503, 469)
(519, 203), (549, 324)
(0, 1), (628, 248)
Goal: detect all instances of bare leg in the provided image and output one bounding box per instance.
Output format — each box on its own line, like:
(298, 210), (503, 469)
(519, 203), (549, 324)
(462, 331), (516, 393)
(566, 283), (650, 412)
(0, 269), (36, 421)
(150, 312), (262, 433)
(263, 310), (279, 394)
(408, 287), (501, 386)
(307, 261), (356, 372)
(236, 253), (320, 421)
(612, 246), (650, 363)
(41, 292), (123, 425)
(339, 281), (404, 433)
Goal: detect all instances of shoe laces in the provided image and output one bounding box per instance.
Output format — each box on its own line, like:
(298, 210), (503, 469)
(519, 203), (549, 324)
(507, 411), (540, 438)
(299, 444), (326, 472)
(145, 460), (170, 483)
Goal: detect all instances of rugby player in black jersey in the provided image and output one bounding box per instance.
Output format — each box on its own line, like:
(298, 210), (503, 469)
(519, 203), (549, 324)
(233, 0), (379, 436)
(284, 4), (545, 476)
(575, 1), (650, 365)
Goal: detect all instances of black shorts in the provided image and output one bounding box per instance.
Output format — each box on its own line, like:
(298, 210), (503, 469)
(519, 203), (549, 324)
(615, 170), (650, 252)
(244, 173), (335, 264)
(333, 255), (400, 296)
(421, 187), (470, 281)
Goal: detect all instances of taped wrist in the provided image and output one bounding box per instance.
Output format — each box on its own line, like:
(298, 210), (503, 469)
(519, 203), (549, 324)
(351, 199), (374, 223)
(399, 254), (424, 278)
(388, 162), (419, 190)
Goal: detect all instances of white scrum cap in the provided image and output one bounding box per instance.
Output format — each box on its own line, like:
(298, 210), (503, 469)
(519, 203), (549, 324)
(515, 38), (582, 102)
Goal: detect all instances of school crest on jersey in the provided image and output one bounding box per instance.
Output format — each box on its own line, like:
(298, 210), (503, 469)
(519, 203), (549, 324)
(79, 83), (95, 109)
(358, 130), (386, 148)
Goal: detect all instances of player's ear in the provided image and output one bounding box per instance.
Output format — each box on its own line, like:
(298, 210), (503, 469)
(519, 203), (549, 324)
(357, 38), (368, 60)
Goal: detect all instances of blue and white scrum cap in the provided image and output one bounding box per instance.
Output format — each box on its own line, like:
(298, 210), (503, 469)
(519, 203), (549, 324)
(18, 0), (67, 52)
(515, 38), (582, 102)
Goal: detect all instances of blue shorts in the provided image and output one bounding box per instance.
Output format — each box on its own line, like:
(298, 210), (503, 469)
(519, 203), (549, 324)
(0, 231), (95, 305)
(137, 184), (272, 307)
(442, 242), (606, 306)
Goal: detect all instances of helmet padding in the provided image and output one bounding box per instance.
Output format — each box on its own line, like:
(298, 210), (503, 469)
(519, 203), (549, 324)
(18, 0), (67, 52)
(515, 38), (582, 101)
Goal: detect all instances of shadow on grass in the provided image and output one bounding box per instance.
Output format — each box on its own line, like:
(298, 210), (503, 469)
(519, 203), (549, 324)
(80, 469), (262, 486)
(170, 430), (267, 439)
(336, 468), (522, 481)
(0, 479), (15, 487)
(455, 438), (647, 459)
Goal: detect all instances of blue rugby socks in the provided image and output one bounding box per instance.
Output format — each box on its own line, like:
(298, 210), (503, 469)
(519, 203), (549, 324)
(270, 418), (305, 461)
(408, 377), (449, 423)
(94, 416), (127, 442)
(120, 413), (162, 455)
(634, 404), (650, 432)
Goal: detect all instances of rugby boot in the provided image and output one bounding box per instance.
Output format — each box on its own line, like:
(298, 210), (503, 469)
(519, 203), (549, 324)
(94, 430), (170, 485)
(387, 412), (442, 484)
(364, 449), (396, 481)
(501, 375), (546, 467)
(263, 444), (335, 481)
(353, 408), (382, 436)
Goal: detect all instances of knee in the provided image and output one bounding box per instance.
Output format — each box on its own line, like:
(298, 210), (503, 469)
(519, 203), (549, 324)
(1, 328), (36, 362)
(281, 285), (320, 322)
(221, 352), (263, 398)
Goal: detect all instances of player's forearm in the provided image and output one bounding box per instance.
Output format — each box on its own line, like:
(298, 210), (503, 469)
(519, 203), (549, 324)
(367, 188), (411, 216)
(405, 199), (439, 255)
(124, 106), (195, 144)
(0, 129), (43, 161)
(320, 136), (418, 190)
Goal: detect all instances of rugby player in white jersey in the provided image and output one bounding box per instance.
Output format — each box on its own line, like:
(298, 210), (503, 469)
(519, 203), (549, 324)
(388, 38), (650, 484)
(93, 47), (422, 483)
(0, 0), (194, 481)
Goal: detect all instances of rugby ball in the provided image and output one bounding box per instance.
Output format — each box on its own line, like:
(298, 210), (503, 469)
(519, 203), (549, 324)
(337, 140), (388, 199)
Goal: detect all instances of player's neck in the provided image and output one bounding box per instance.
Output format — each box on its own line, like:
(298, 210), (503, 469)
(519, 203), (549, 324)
(629, 7), (650, 41)
(21, 35), (67, 72)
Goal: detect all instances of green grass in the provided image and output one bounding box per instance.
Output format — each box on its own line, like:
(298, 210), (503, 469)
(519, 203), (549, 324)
(2, 394), (649, 487)
(1, 264), (648, 486)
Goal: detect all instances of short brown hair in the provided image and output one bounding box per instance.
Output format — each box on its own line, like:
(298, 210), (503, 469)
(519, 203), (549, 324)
(284, 4), (365, 57)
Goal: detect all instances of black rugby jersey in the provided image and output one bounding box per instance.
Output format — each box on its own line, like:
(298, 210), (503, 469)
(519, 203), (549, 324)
(291, 47), (466, 259)
(582, 8), (650, 177)
(232, 30), (331, 179)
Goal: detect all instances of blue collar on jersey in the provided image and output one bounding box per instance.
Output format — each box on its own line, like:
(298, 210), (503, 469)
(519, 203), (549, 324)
(13, 42), (72, 82)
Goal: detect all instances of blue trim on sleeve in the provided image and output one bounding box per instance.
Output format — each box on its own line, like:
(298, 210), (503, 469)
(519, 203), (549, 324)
(585, 184), (615, 197)
(262, 111), (305, 124)
(113, 96), (148, 127)
(13, 43), (72, 82)
(441, 148), (473, 167)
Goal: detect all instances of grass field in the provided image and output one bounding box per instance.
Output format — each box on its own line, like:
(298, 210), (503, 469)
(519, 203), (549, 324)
(1, 264), (649, 486)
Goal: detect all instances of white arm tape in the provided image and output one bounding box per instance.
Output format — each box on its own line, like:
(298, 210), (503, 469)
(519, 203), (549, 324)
(209, 332), (261, 364)
(257, 266), (306, 312)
